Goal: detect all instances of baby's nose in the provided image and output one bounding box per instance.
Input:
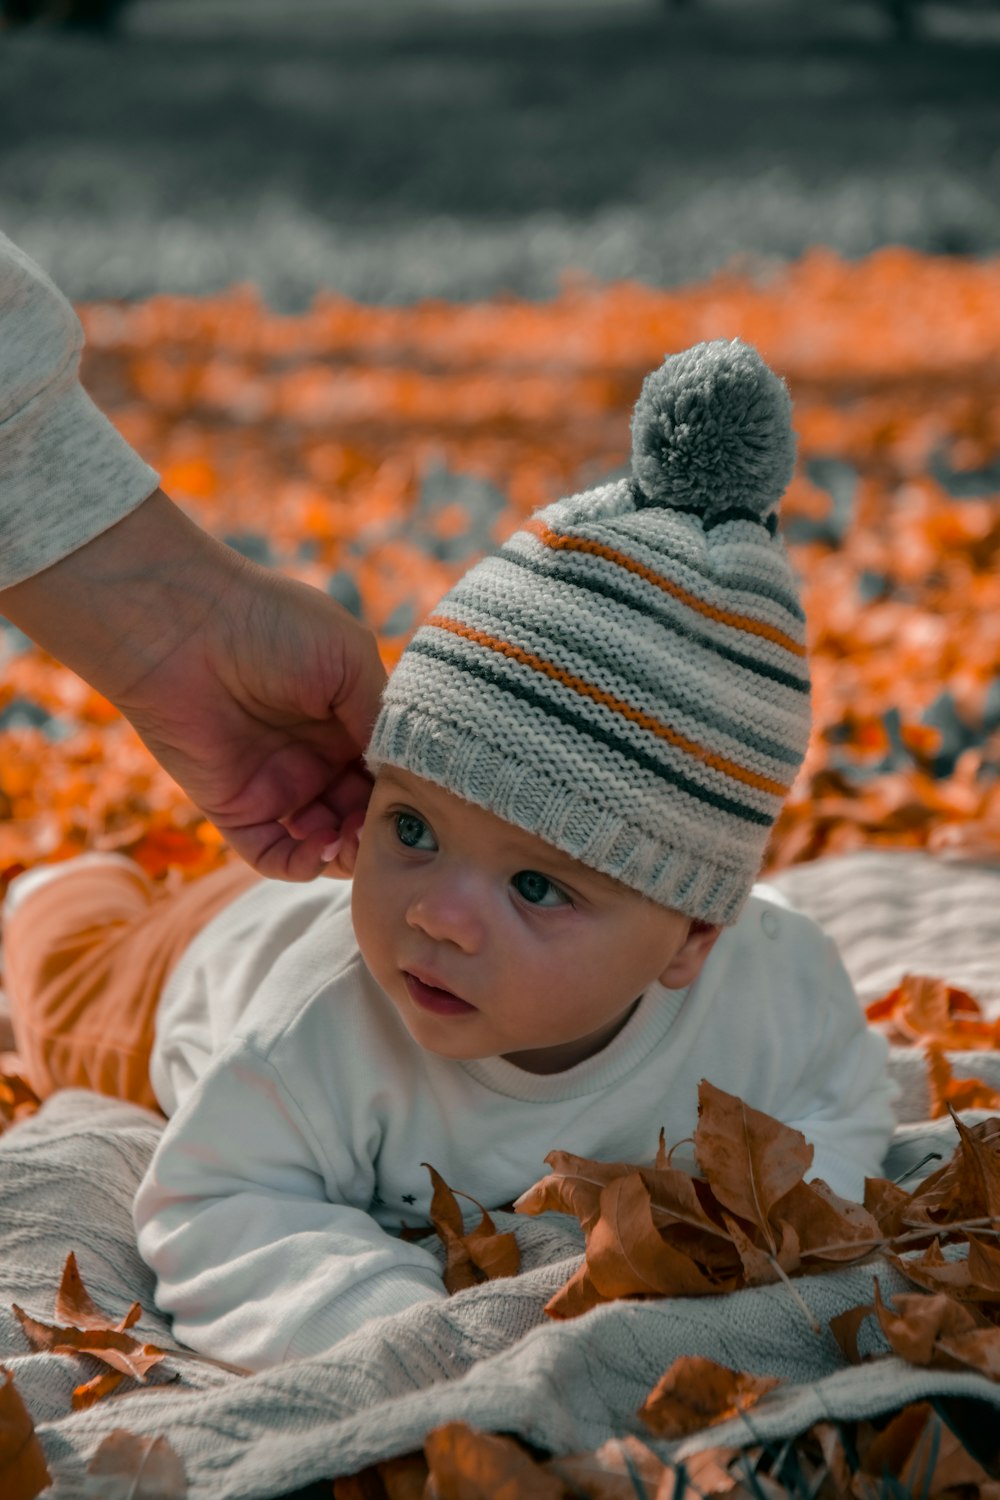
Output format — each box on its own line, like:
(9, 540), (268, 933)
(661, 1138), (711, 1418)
(405, 876), (484, 953)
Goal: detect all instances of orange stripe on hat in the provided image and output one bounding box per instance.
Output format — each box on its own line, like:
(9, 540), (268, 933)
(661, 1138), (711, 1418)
(524, 517), (807, 660)
(425, 614), (793, 798)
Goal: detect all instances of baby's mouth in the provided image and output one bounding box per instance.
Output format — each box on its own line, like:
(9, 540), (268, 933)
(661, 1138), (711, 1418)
(403, 971), (476, 1016)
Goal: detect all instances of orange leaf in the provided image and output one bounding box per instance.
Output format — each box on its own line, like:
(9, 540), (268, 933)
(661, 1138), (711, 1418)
(639, 1355), (779, 1440)
(0, 1367), (51, 1500)
(84, 1428), (187, 1498)
(542, 1259), (609, 1321)
(515, 1150), (642, 1234)
(55, 1251), (141, 1333)
(334, 1452), (429, 1499)
(926, 1044), (1000, 1120)
(549, 1434), (682, 1498)
(73, 1369), (128, 1411)
(908, 1113), (1000, 1225)
(422, 1164), (519, 1293)
(867, 974), (999, 1050)
(720, 1211), (787, 1287)
(862, 1176), (912, 1240)
(693, 1080), (814, 1253)
(775, 1177), (881, 1266)
(829, 1302), (876, 1365)
(423, 1421), (567, 1499)
(858, 1400), (996, 1495)
(889, 1232), (1000, 1305)
(0, 1072), (41, 1137)
(586, 1174), (729, 1300)
(12, 1252), (165, 1395)
(871, 1277), (985, 1363)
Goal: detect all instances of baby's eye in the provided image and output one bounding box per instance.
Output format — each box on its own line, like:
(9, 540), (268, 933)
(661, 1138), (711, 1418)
(512, 870), (570, 908)
(394, 812), (436, 850)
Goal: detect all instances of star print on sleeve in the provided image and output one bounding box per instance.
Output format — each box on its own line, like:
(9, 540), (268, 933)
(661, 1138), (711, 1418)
(402, 1193), (416, 1204)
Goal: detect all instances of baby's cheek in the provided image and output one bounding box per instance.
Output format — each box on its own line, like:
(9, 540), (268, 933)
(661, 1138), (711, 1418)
(350, 865), (384, 970)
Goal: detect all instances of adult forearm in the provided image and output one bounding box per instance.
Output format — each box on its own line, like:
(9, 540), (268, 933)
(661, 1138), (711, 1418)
(0, 488), (246, 703)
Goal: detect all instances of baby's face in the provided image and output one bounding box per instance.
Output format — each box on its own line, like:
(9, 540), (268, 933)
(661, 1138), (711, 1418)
(351, 766), (720, 1075)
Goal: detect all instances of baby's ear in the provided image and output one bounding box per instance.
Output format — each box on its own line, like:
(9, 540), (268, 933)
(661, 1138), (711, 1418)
(658, 919), (723, 989)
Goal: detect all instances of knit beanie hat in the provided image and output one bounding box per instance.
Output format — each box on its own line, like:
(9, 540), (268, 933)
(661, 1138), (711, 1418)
(366, 338), (811, 926)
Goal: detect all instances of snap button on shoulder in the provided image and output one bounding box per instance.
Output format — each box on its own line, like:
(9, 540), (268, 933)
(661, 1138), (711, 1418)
(761, 909), (779, 939)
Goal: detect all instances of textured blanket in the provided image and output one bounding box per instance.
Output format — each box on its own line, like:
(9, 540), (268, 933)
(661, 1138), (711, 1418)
(2, 848), (999, 1499)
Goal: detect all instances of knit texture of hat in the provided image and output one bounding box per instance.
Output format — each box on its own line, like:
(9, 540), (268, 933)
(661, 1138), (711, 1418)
(366, 338), (811, 925)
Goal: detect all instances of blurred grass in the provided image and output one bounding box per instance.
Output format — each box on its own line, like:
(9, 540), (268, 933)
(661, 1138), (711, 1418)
(1, 0), (999, 305)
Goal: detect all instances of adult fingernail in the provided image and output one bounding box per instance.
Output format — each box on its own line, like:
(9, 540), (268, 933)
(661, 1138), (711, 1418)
(320, 839), (343, 864)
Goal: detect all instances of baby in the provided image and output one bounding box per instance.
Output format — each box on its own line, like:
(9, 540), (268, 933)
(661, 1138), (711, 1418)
(2, 339), (896, 1372)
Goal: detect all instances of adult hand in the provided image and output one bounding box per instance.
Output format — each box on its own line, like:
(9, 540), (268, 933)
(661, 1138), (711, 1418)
(0, 490), (387, 880)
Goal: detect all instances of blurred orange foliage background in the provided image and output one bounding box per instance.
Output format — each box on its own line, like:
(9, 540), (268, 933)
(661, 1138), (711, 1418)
(2, 247), (999, 889)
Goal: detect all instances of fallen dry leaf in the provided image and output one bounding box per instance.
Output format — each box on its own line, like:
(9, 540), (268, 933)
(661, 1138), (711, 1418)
(0, 1071), (41, 1137)
(830, 1301), (880, 1365)
(889, 1231), (1000, 1308)
(0, 1366), (51, 1500)
(333, 1451), (430, 1500)
(83, 1428), (186, 1498)
(799, 1421), (856, 1500)
(423, 1421), (567, 1499)
(854, 1399), (998, 1497)
(422, 1163), (519, 1293)
(872, 1277), (1000, 1378)
(12, 1252), (165, 1408)
(862, 1175), (913, 1240)
(639, 1355), (780, 1439)
(926, 1044), (1000, 1120)
(3, 254), (999, 921)
(865, 974), (998, 1049)
(907, 1111), (1000, 1227)
(693, 1082), (814, 1254)
(548, 1434), (673, 1499)
(518, 1081), (881, 1318)
(586, 1173), (730, 1301)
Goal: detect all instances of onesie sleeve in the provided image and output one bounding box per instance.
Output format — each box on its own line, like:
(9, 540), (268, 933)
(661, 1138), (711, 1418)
(0, 231), (159, 589)
(133, 1035), (446, 1371)
(777, 927), (898, 1201)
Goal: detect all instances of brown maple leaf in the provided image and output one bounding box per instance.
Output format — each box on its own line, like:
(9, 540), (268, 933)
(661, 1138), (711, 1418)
(552, 1432), (720, 1498)
(871, 1277), (1000, 1379)
(514, 1149), (653, 1235)
(855, 1400), (999, 1497)
(585, 1173), (735, 1302)
(865, 974), (996, 1049)
(422, 1420), (568, 1499)
(774, 1177), (880, 1267)
(862, 1175), (913, 1240)
(889, 1232), (1000, 1311)
(519, 1083), (882, 1319)
(422, 1164), (520, 1294)
(907, 1111), (1000, 1226)
(84, 1428), (187, 1498)
(12, 1252), (163, 1408)
(693, 1081), (814, 1255)
(0, 1366), (51, 1500)
(830, 1301), (879, 1365)
(0, 1071), (41, 1138)
(333, 1451), (429, 1499)
(926, 1044), (1000, 1121)
(639, 1355), (780, 1440)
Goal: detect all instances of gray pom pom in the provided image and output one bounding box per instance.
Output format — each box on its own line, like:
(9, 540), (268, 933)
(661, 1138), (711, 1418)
(630, 338), (795, 520)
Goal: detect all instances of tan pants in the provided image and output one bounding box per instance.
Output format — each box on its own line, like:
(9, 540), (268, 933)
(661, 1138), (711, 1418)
(3, 857), (259, 1114)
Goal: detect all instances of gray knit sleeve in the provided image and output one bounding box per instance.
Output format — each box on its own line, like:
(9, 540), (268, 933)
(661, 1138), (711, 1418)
(0, 232), (159, 589)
